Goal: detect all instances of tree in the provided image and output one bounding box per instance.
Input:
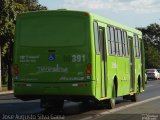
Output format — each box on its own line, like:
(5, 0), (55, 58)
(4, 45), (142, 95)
(0, 0), (47, 90)
(138, 23), (160, 68)
(14, 0), (47, 12)
(0, 0), (16, 90)
(0, 0), (15, 52)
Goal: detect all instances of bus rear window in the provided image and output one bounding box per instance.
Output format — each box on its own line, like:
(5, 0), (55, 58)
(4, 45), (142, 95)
(19, 16), (87, 47)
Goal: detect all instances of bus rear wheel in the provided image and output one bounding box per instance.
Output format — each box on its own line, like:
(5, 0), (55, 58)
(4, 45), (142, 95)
(107, 84), (116, 109)
(130, 82), (139, 102)
(130, 79), (141, 102)
(106, 98), (115, 109)
(123, 93), (137, 102)
(40, 98), (64, 112)
(130, 93), (137, 102)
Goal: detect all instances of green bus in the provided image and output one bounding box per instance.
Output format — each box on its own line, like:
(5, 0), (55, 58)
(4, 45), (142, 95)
(13, 10), (145, 110)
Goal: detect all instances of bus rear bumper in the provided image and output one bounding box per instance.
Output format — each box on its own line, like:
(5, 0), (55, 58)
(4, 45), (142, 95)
(14, 81), (95, 101)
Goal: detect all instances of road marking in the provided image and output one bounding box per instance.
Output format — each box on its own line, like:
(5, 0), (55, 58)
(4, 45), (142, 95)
(146, 84), (160, 88)
(101, 96), (160, 114)
(146, 84), (154, 87)
(79, 96), (160, 120)
(79, 116), (93, 120)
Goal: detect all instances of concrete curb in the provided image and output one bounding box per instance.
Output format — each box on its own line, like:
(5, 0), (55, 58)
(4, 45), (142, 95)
(0, 91), (13, 95)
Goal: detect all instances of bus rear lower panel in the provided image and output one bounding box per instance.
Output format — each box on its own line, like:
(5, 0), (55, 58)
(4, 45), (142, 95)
(14, 81), (96, 101)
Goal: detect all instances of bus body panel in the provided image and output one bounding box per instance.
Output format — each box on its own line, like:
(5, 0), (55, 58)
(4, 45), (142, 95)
(14, 81), (95, 97)
(92, 14), (144, 101)
(14, 11), (91, 82)
(13, 11), (96, 100)
(13, 10), (145, 102)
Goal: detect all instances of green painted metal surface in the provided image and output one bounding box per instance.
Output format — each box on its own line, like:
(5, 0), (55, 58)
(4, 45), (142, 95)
(13, 10), (144, 101)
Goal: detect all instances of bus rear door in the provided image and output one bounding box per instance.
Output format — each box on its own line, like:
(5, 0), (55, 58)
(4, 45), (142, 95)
(128, 36), (135, 92)
(95, 22), (107, 98)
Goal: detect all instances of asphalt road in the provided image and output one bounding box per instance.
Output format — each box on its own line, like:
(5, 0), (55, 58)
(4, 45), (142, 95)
(0, 80), (160, 120)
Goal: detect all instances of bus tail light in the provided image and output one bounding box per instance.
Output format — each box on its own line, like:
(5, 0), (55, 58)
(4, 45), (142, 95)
(12, 64), (20, 76)
(87, 63), (92, 69)
(86, 69), (91, 74)
(86, 63), (91, 74)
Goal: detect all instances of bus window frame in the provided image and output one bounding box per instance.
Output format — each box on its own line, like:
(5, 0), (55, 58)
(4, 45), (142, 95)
(107, 25), (116, 55)
(134, 34), (141, 58)
(94, 21), (100, 55)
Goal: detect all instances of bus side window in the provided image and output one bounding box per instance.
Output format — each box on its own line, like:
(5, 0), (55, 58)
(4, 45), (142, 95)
(117, 29), (123, 56)
(134, 35), (140, 57)
(124, 31), (129, 56)
(107, 26), (115, 55)
(115, 29), (119, 55)
(110, 26), (116, 55)
(122, 31), (129, 56)
(122, 31), (126, 56)
(107, 26), (112, 54)
(94, 21), (100, 54)
(137, 36), (141, 57)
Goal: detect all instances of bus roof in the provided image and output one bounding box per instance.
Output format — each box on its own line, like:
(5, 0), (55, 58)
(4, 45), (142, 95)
(17, 9), (142, 35)
(90, 13), (142, 35)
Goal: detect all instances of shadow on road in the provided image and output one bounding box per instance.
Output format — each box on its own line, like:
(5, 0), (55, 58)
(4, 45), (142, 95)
(39, 98), (131, 116)
(0, 95), (132, 116)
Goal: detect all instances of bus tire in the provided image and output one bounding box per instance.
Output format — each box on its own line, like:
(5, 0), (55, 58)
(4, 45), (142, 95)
(130, 93), (137, 102)
(41, 98), (64, 112)
(130, 80), (140, 102)
(107, 84), (116, 109)
(123, 95), (130, 100)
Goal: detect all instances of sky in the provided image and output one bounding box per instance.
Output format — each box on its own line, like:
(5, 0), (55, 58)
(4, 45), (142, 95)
(38, 0), (160, 28)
